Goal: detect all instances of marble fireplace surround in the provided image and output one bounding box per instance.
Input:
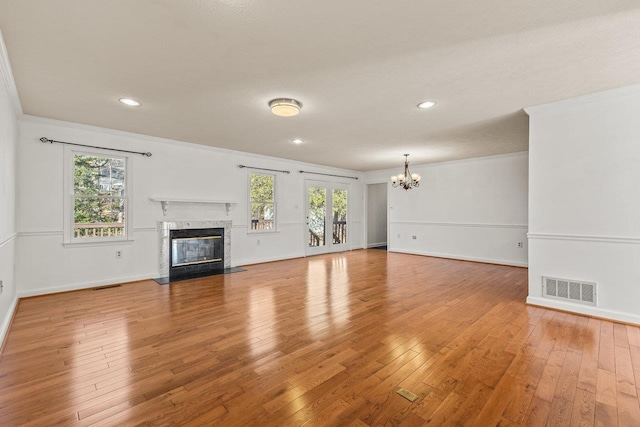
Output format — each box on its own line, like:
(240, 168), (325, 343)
(158, 220), (232, 278)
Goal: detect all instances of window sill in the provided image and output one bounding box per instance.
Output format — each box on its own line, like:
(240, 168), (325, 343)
(63, 239), (135, 248)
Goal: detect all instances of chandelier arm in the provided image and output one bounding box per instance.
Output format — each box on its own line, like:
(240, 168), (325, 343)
(390, 153), (421, 190)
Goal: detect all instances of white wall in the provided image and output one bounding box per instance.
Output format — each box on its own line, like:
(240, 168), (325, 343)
(0, 32), (19, 347)
(365, 152), (529, 266)
(16, 116), (364, 296)
(526, 84), (640, 325)
(366, 183), (387, 247)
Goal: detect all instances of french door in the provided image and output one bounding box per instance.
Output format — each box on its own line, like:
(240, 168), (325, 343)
(305, 181), (349, 256)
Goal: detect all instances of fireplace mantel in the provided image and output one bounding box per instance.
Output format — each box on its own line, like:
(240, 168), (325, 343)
(149, 197), (236, 216)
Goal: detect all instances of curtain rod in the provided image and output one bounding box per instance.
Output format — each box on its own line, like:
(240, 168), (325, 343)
(40, 137), (152, 157)
(238, 165), (290, 174)
(299, 170), (358, 180)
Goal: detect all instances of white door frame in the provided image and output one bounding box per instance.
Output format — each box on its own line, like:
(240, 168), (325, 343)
(365, 182), (389, 248)
(304, 179), (350, 256)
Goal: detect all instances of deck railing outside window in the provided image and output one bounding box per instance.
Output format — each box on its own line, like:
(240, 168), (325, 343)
(74, 223), (125, 238)
(307, 221), (346, 246)
(250, 219), (274, 230)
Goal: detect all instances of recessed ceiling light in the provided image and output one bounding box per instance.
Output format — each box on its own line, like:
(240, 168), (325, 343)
(417, 101), (436, 109)
(119, 98), (141, 107)
(269, 98), (302, 117)
(291, 138), (304, 144)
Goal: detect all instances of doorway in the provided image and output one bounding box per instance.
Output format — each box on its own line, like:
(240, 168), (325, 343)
(305, 180), (349, 256)
(366, 183), (387, 249)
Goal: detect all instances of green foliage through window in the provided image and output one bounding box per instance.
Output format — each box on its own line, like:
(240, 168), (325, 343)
(73, 154), (126, 238)
(332, 189), (347, 244)
(250, 173), (275, 231)
(308, 187), (326, 236)
(307, 187), (348, 247)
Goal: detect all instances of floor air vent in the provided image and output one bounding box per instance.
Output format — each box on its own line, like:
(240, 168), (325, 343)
(93, 284), (122, 290)
(543, 276), (596, 306)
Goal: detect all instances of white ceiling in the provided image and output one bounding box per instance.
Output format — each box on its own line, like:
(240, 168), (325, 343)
(1, 1), (640, 171)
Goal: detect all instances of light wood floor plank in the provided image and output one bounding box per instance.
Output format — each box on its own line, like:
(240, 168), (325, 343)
(1, 250), (639, 426)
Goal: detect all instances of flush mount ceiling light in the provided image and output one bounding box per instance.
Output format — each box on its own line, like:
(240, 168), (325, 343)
(119, 98), (141, 107)
(391, 154), (421, 190)
(269, 98), (302, 117)
(417, 100), (436, 109)
(291, 138), (304, 144)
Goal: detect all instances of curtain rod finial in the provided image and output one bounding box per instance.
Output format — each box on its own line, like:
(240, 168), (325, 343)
(40, 137), (50, 143)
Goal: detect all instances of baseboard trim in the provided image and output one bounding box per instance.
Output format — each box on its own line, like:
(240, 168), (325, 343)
(526, 296), (640, 326)
(17, 273), (158, 298)
(0, 296), (19, 357)
(236, 253), (305, 267)
(367, 242), (387, 248)
(388, 248), (528, 268)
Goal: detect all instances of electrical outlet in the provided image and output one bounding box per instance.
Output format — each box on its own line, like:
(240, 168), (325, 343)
(517, 242), (523, 248)
(412, 235), (417, 240)
(115, 250), (122, 258)
(0, 280), (3, 294)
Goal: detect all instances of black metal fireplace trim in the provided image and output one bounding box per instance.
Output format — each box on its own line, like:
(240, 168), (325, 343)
(154, 267), (246, 285)
(169, 227), (224, 281)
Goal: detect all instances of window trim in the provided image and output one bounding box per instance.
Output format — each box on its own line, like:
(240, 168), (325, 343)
(247, 171), (277, 234)
(63, 146), (133, 244)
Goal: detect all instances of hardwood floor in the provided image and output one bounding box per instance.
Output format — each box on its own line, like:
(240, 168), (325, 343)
(1, 250), (639, 426)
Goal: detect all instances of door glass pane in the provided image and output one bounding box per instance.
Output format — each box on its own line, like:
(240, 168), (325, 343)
(332, 189), (347, 244)
(308, 187), (326, 247)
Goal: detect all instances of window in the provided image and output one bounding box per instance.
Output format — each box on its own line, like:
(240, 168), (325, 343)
(249, 172), (275, 232)
(65, 150), (130, 242)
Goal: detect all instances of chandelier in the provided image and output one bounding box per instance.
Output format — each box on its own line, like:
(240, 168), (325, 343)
(391, 154), (421, 190)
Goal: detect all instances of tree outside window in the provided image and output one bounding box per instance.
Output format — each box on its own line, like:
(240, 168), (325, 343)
(250, 173), (275, 231)
(332, 189), (347, 244)
(73, 154), (126, 239)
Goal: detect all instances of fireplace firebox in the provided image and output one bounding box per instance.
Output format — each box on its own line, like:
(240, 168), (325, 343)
(169, 228), (224, 280)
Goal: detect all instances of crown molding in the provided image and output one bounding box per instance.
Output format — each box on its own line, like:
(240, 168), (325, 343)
(0, 28), (23, 118)
(19, 114), (364, 178)
(365, 150), (529, 179)
(524, 83), (640, 117)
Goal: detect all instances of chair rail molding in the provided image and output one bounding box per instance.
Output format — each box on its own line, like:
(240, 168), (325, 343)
(0, 233), (17, 248)
(527, 232), (640, 245)
(391, 221), (527, 229)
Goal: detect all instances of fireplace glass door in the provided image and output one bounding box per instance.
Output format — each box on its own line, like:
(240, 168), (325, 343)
(169, 228), (224, 279)
(171, 236), (222, 267)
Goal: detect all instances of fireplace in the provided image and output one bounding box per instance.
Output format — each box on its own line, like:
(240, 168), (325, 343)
(159, 220), (232, 280)
(170, 228), (224, 280)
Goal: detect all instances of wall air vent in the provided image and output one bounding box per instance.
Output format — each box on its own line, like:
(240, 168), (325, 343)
(542, 276), (596, 306)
